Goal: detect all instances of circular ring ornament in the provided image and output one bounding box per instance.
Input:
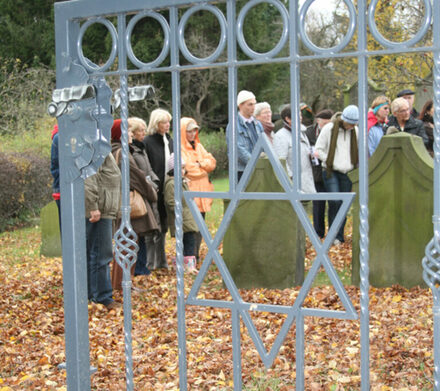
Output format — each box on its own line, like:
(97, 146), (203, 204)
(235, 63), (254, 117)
(237, 0), (289, 60)
(78, 18), (118, 73)
(178, 5), (227, 64)
(368, 0), (432, 49)
(126, 11), (170, 69)
(299, 0), (356, 54)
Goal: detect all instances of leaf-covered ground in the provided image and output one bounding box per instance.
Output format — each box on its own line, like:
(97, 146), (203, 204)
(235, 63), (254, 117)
(0, 225), (435, 390)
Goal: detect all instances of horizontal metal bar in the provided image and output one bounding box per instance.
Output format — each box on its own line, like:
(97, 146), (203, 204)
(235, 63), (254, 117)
(186, 298), (293, 314)
(301, 308), (359, 320)
(56, 0), (227, 20)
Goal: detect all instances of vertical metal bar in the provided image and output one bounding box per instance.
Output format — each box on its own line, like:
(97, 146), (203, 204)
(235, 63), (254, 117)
(431, 2), (440, 389)
(170, 6), (188, 391)
(295, 311), (304, 390)
(231, 309), (242, 390)
(117, 13), (135, 391)
(357, 1), (370, 390)
(290, 0), (300, 193)
(54, 11), (91, 391)
(227, 0), (238, 191)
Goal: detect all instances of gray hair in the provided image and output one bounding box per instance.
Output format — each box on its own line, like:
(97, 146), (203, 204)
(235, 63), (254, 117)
(254, 102), (271, 118)
(390, 97), (409, 115)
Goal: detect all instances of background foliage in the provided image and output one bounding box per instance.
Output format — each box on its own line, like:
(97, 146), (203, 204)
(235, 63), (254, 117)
(0, 0), (434, 230)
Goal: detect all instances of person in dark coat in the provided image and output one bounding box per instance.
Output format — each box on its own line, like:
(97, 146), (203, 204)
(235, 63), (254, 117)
(143, 108), (173, 270)
(386, 97), (429, 148)
(110, 119), (160, 290)
(50, 124), (61, 231)
(305, 109), (334, 239)
(128, 117), (162, 275)
(418, 99), (434, 156)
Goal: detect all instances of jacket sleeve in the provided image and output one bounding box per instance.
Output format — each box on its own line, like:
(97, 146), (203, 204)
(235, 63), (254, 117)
(164, 179), (175, 211)
(273, 131), (288, 160)
(416, 121), (430, 147)
(198, 144), (216, 173)
(236, 128), (252, 167)
(50, 134), (60, 190)
(84, 173), (99, 212)
(315, 125), (331, 163)
(131, 165), (158, 203)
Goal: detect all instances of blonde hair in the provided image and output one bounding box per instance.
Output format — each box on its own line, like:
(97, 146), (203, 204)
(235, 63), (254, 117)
(371, 95), (390, 109)
(254, 102), (271, 118)
(146, 108), (172, 135)
(128, 117), (147, 135)
(391, 97), (409, 115)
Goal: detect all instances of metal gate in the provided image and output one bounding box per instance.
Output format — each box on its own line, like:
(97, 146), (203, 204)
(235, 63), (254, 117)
(50, 0), (440, 389)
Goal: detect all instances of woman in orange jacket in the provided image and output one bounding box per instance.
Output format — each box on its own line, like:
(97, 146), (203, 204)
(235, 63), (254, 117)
(180, 117), (216, 261)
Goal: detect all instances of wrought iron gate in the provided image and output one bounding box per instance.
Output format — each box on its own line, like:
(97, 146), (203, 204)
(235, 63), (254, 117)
(51, 0), (440, 389)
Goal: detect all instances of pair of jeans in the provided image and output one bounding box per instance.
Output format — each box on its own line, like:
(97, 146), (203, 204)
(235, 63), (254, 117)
(322, 170), (352, 242)
(183, 231), (196, 257)
(85, 218), (114, 305)
(134, 236), (151, 276)
(312, 181), (327, 238)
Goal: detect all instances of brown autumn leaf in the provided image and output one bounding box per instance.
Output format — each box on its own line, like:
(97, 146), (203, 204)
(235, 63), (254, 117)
(0, 223), (435, 390)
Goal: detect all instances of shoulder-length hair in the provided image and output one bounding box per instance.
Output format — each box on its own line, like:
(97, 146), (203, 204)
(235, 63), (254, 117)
(146, 108), (172, 135)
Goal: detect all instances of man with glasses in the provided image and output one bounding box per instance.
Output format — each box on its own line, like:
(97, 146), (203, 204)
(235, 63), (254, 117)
(386, 97), (428, 148)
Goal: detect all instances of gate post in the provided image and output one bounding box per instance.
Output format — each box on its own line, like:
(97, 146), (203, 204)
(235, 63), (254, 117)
(423, 0), (440, 389)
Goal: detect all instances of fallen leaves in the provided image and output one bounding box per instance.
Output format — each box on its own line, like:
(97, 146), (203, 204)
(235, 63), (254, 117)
(0, 225), (436, 390)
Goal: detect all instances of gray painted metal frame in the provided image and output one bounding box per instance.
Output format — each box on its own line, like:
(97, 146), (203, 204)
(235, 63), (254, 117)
(52, 0), (439, 390)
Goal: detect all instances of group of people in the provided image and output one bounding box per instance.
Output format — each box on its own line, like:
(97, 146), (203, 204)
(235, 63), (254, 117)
(226, 88), (433, 247)
(51, 110), (216, 309)
(51, 86), (433, 308)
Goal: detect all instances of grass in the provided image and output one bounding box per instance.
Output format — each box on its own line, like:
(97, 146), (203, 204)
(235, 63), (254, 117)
(0, 116), (55, 158)
(205, 177), (229, 230)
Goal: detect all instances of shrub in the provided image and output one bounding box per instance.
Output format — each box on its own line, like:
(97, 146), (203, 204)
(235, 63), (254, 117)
(198, 129), (228, 178)
(0, 151), (52, 231)
(0, 58), (55, 136)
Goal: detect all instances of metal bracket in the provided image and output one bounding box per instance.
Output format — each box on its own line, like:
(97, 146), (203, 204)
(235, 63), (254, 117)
(113, 85), (155, 110)
(48, 85), (96, 117)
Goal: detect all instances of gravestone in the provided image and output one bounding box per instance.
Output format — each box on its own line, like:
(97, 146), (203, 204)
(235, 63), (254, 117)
(350, 133), (433, 288)
(223, 158), (305, 289)
(40, 201), (62, 257)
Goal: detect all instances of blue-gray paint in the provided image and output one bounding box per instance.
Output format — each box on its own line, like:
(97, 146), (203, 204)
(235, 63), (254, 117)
(51, 0), (439, 389)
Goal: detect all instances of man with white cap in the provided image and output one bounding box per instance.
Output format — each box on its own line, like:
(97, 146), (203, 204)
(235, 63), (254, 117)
(226, 90), (264, 181)
(314, 105), (359, 245)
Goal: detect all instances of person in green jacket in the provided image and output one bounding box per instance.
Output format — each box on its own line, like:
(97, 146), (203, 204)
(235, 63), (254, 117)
(84, 152), (121, 310)
(164, 153), (198, 260)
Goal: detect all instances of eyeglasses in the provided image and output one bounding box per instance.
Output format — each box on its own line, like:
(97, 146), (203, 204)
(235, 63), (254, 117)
(186, 129), (197, 133)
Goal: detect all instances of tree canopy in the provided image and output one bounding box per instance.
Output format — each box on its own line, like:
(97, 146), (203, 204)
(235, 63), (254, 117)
(0, 0), (434, 130)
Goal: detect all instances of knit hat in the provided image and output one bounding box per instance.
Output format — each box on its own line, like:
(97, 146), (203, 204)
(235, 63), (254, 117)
(315, 109), (334, 120)
(167, 153), (185, 173)
(111, 119), (122, 141)
(341, 105), (359, 125)
(397, 89), (414, 98)
(237, 90), (255, 106)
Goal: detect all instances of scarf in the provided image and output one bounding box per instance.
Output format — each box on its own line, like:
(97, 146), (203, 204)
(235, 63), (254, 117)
(163, 133), (170, 176)
(326, 117), (358, 176)
(260, 120), (275, 140)
(132, 138), (145, 151)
